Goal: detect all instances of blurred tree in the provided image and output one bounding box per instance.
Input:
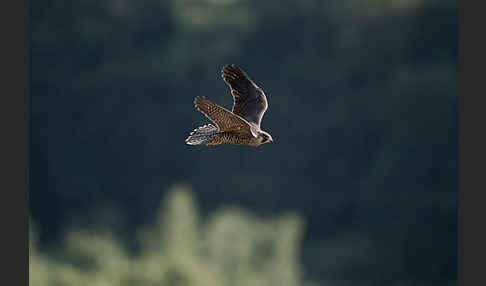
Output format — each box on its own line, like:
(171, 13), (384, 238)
(30, 184), (312, 286)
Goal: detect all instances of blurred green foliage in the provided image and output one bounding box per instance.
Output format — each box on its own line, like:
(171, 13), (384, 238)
(30, 184), (311, 286)
(30, 184), (457, 286)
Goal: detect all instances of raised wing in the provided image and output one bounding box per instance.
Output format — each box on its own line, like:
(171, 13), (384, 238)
(193, 96), (257, 137)
(221, 64), (268, 127)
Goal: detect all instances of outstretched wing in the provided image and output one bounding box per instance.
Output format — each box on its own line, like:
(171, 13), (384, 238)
(221, 64), (268, 127)
(193, 96), (257, 137)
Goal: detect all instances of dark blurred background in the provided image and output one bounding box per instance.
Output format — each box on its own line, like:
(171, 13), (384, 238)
(30, 0), (457, 285)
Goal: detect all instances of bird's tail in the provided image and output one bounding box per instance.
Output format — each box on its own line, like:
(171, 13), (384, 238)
(185, 124), (220, 145)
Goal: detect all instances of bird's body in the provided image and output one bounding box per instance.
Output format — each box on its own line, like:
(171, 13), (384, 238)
(185, 64), (273, 147)
(208, 131), (260, 146)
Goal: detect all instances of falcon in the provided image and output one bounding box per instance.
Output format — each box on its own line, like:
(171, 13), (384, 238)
(185, 64), (273, 147)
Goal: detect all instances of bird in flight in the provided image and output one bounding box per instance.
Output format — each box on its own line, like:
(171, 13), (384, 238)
(185, 64), (273, 147)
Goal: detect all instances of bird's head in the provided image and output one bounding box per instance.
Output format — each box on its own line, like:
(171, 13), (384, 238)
(257, 130), (273, 146)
